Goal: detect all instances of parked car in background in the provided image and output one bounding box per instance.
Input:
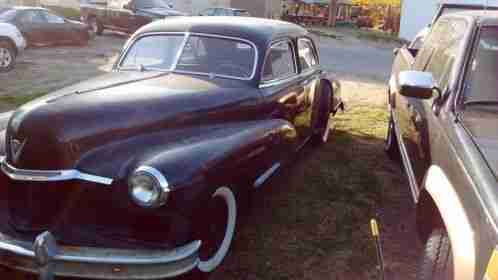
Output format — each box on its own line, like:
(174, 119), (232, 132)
(0, 17), (342, 280)
(0, 6), (91, 47)
(0, 20), (26, 72)
(387, 10), (498, 280)
(199, 7), (250, 16)
(81, 0), (186, 35)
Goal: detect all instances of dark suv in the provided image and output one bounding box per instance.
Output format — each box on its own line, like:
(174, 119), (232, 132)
(387, 11), (498, 280)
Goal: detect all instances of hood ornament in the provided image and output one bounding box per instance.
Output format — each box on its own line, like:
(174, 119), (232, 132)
(10, 138), (26, 164)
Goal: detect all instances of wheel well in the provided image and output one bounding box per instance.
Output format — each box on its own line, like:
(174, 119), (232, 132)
(0, 37), (17, 56)
(416, 189), (444, 243)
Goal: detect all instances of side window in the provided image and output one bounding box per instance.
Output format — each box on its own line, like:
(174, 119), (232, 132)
(42, 11), (65, 24)
(17, 11), (46, 24)
(463, 27), (498, 103)
(298, 38), (318, 71)
(262, 40), (296, 81)
(412, 20), (449, 71)
(424, 19), (466, 90)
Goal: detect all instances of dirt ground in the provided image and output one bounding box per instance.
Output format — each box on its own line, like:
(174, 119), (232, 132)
(0, 31), (420, 280)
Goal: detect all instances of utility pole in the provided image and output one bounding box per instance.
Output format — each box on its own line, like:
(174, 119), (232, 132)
(328, 0), (338, 27)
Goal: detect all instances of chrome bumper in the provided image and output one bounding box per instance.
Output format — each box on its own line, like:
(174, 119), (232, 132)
(0, 231), (201, 279)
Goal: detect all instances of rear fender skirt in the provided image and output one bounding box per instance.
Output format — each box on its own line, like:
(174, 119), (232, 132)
(423, 165), (475, 280)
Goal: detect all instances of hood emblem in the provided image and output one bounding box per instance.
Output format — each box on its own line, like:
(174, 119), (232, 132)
(10, 138), (26, 164)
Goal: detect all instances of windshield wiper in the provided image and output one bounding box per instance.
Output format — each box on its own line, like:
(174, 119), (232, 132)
(464, 100), (498, 106)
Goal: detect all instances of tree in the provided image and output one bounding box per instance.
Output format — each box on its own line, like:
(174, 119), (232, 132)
(328, 0), (338, 27)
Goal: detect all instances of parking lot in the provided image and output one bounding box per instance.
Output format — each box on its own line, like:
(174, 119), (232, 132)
(0, 31), (418, 280)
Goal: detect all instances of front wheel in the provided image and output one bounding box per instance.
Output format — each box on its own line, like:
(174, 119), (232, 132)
(0, 41), (15, 72)
(417, 228), (453, 280)
(194, 186), (238, 278)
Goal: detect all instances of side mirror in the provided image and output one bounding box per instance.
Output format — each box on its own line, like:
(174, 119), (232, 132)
(398, 71), (436, 99)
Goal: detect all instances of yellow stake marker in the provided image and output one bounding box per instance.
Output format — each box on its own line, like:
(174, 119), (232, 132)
(371, 218), (385, 280)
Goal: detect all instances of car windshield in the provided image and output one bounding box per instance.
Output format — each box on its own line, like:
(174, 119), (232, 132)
(120, 34), (256, 79)
(136, 0), (170, 9)
(0, 8), (16, 22)
(463, 27), (498, 108)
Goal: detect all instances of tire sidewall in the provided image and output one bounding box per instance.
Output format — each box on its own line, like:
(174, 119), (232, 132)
(312, 81), (332, 145)
(417, 228), (453, 280)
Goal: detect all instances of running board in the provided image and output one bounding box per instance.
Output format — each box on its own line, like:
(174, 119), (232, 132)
(254, 163), (281, 189)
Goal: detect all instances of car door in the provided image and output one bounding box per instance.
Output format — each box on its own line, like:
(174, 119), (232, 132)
(297, 37), (321, 138)
(15, 10), (48, 46)
(394, 19), (467, 192)
(260, 39), (310, 150)
(39, 11), (69, 45)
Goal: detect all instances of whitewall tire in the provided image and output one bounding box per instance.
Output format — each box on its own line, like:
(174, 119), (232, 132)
(198, 186), (237, 273)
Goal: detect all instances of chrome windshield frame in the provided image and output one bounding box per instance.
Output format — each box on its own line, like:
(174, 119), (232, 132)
(115, 32), (259, 81)
(0, 156), (113, 185)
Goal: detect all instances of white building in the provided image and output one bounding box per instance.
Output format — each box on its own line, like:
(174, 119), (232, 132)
(399, 0), (498, 41)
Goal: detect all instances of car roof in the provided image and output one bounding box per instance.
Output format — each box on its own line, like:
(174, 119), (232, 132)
(138, 16), (308, 47)
(442, 10), (498, 26)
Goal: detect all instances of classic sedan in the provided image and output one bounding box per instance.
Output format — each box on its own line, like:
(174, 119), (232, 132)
(0, 6), (91, 47)
(0, 17), (342, 279)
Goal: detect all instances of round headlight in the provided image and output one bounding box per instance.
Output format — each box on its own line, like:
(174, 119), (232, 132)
(128, 166), (170, 208)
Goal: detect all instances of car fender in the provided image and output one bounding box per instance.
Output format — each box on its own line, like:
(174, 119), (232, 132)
(0, 23), (25, 52)
(422, 165), (476, 280)
(127, 119), (296, 214)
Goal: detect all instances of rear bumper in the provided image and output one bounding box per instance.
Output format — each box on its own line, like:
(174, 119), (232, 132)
(0, 230), (201, 279)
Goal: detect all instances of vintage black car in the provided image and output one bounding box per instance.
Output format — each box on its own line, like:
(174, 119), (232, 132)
(387, 11), (498, 280)
(0, 17), (343, 279)
(0, 6), (91, 47)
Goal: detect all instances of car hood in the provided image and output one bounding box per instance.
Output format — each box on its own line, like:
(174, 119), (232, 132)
(4, 71), (260, 174)
(461, 109), (498, 179)
(136, 8), (186, 17)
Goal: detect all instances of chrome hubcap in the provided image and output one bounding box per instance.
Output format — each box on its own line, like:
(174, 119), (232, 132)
(0, 47), (12, 68)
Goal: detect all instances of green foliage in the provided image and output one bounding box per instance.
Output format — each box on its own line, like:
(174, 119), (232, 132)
(353, 0), (401, 7)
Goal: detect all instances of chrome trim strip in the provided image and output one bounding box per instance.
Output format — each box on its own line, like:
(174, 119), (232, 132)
(0, 157), (113, 185)
(254, 162), (281, 188)
(391, 113), (420, 202)
(116, 31), (259, 81)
